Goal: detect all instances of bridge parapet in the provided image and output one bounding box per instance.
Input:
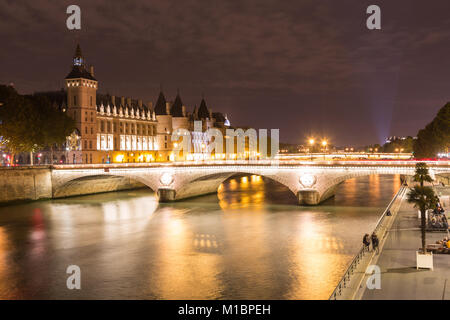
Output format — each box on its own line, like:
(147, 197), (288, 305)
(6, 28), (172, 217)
(49, 162), (450, 205)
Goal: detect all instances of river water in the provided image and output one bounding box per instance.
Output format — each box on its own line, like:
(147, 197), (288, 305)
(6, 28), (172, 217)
(0, 174), (401, 300)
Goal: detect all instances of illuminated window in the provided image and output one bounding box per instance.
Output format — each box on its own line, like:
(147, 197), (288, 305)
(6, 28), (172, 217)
(74, 57), (83, 66)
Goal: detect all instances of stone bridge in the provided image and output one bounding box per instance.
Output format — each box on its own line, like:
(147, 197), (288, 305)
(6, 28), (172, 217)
(50, 160), (450, 205)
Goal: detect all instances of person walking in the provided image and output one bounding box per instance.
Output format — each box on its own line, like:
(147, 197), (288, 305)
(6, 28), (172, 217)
(363, 234), (370, 252)
(371, 233), (379, 254)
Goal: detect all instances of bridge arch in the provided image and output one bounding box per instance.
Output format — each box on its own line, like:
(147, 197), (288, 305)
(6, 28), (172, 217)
(51, 171), (157, 199)
(172, 171), (299, 203)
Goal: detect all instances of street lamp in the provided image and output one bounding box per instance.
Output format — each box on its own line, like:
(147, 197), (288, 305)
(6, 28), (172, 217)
(308, 138), (315, 161)
(321, 140), (328, 160)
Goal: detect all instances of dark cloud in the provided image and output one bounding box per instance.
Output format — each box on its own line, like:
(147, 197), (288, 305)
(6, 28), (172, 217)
(1, 0), (449, 145)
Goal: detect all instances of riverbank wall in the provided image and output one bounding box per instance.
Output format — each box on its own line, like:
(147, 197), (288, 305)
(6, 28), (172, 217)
(0, 166), (146, 205)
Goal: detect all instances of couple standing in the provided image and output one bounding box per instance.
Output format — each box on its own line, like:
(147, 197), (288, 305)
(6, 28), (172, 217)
(363, 233), (379, 253)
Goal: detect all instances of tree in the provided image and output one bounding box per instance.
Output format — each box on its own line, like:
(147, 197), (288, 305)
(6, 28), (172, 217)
(413, 103), (450, 158)
(32, 95), (75, 163)
(0, 86), (43, 162)
(381, 137), (414, 153)
(0, 85), (75, 164)
(413, 162), (433, 187)
(407, 186), (437, 254)
(406, 163), (437, 254)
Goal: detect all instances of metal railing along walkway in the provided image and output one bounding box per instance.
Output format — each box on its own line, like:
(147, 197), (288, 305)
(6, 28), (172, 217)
(329, 185), (407, 300)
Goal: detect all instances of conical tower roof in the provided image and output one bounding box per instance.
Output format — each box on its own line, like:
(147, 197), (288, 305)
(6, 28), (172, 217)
(170, 93), (184, 117)
(65, 44), (96, 80)
(197, 98), (209, 119)
(154, 91), (168, 115)
(74, 44), (82, 59)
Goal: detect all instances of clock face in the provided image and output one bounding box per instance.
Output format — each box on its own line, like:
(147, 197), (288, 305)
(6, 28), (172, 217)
(160, 172), (174, 186)
(299, 174), (316, 188)
(73, 57), (83, 66)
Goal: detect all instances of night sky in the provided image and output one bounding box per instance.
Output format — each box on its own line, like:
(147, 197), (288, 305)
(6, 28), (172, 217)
(1, 0), (450, 146)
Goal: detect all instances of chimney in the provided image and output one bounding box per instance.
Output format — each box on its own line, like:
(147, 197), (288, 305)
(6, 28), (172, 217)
(127, 97), (132, 106)
(209, 108), (212, 119)
(182, 105), (186, 117)
(166, 102), (170, 115)
(121, 96), (125, 106)
(138, 99), (143, 108)
(111, 95), (115, 106)
(90, 66), (95, 77)
(148, 102), (153, 111)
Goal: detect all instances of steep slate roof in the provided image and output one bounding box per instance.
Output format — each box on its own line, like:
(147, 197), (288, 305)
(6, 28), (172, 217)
(170, 93), (184, 117)
(154, 91), (168, 115)
(197, 98), (210, 119)
(65, 66), (97, 81)
(96, 93), (151, 113)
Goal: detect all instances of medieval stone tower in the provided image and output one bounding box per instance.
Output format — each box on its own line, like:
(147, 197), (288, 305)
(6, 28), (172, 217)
(65, 44), (98, 164)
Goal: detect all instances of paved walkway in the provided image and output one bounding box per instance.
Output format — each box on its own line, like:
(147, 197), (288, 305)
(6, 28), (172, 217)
(360, 186), (450, 300)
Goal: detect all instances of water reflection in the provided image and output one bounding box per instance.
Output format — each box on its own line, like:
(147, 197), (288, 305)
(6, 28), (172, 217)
(0, 174), (400, 299)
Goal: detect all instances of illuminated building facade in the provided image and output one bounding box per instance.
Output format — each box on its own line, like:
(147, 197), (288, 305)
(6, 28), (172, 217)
(38, 44), (231, 164)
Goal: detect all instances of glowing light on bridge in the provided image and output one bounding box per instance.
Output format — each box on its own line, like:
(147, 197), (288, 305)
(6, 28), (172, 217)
(300, 174), (317, 188)
(160, 172), (174, 186)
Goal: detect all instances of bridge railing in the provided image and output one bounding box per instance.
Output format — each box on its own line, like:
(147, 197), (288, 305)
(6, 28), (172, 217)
(328, 184), (407, 300)
(45, 159), (450, 170)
